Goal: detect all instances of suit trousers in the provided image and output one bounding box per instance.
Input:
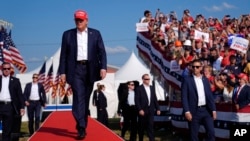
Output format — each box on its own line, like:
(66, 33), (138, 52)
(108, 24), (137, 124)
(121, 105), (137, 141)
(27, 100), (42, 134)
(11, 114), (22, 141)
(72, 64), (94, 130)
(0, 102), (14, 141)
(138, 111), (154, 141)
(188, 107), (215, 141)
(97, 108), (109, 127)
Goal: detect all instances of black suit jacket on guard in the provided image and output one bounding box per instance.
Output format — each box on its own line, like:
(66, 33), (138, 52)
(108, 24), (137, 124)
(23, 82), (46, 106)
(0, 76), (25, 115)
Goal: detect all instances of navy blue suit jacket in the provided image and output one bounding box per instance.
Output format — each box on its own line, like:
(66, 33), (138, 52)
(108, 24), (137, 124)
(181, 75), (216, 116)
(232, 85), (250, 109)
(59, 28), (107, 85)
(135, 85), (160, 115)
(97, 91), (107, 110)
(0, 76), (25, 114)
(23, 82), (46, 107)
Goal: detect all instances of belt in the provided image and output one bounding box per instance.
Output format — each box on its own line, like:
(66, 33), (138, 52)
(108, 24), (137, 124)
(197, 105), (206, 108)
(29, 100), (40, 102)
(77, 60), (88, 65)
(0, 101), (11, 105)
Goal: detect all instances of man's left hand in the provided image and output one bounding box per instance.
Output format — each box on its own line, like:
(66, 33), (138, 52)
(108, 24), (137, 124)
(100, 69), (107, 80)
(212, 111), (217, 120)
(156, 110), (161, 115)
(20, 109), (25, 116)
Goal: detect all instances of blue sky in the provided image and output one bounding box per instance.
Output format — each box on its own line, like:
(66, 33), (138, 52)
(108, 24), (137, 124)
(0, 0), (249, 72)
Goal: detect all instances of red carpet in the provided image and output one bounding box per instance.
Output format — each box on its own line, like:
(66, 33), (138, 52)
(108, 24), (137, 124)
(28, 111), (123, 141)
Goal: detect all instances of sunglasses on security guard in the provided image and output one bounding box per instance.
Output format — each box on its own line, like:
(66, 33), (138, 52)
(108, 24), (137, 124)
(3, 68), (11, 70)
(192, 66), (201, 69)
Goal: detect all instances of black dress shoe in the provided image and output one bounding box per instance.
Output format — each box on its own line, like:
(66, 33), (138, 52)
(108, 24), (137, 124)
(76, 128), (86, 140)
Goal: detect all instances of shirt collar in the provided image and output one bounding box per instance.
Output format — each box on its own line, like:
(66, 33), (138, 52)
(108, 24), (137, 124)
(77, 27), (88, 33)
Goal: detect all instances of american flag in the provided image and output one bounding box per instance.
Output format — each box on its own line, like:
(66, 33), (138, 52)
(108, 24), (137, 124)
(44, 63), (53, 93)
(0, 37), (4, 72)
(52, 69), (60, 98)
(66, 84), (73, 96)
(38, 61), (46, 85)
(0, 27), (27, 73)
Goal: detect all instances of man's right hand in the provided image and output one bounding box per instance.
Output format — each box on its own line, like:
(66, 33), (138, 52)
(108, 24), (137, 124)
(25, 101), (30, 106)
(60, 74), (66, 83)
(139, 110), (145, 116)
(185, 112), (192, 121)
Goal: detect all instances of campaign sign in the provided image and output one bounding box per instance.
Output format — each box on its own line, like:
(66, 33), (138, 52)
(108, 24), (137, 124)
(136, 23), (148, 32)
(230, 124), (250, 140)
(230, 37), (249, 54)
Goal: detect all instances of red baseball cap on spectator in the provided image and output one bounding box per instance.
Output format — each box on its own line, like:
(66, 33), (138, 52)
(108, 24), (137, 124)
(238, 73), (248, 82)
(74, 10), (88, 20)
(195, 39), (202, 43)
(229, 74), (235, 79)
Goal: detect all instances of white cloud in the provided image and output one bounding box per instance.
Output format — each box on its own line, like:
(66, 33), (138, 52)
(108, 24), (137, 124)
(222, 2), (236, 9)
(204, 2), (237, 12)
(26, 57), (43, 62)
(105, 46), (129, 54)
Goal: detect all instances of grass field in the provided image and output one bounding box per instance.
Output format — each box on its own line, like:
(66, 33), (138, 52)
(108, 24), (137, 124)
(16, 118), (185, 141)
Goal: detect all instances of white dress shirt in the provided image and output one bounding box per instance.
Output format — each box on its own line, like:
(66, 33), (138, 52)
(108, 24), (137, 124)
(77, 28), (88, 61)
(193, 75), (206, 106)
(144, 85), (151, 106)
(0, 76), (11, 101)
(29, 83), (40, 100)
(127, 90), (135, 106)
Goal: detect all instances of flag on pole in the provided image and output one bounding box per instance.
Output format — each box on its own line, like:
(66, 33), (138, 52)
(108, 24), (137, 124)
(0, 27), (27, 73)
(52, 68), (60, 98)
(44, 63), (53, 93)
(38, 61), (46, 85)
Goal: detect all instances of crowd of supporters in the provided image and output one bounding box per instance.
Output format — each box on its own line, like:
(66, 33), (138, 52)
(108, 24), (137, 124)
(139, 9), (250, 103)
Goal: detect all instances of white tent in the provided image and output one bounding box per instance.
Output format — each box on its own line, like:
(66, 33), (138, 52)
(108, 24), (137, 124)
(114, 52), (165, 101)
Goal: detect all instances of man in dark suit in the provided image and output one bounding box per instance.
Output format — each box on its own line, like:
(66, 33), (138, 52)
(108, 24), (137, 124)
(0, 62), (25, 141)
(92, 82), (100, 107)
(96, 84), (108, 127)
(181, 59), (216, 141)
(23, 73), (46, 135)
(135, 74), (161, 141)
(232, 73), (250, 112)
(117, 81), (139, 141)
(58, 9), (107, 140)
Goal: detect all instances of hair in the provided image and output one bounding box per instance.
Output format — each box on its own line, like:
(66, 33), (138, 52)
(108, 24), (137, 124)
(192, 59), (202, 65)
(127, 81), (134, 85)
(203, 65), (213, 73)
(142, 73), (149, 79)
(144, 10), (150, 16)
(98, 84), (105, 92)
(2, 62), (11, 66)
(229, 55), (236, 61)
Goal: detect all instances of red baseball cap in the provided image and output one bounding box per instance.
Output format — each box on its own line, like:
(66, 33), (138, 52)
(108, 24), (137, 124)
(74, 10), (88, 20)
(229, 74), (235, 79)
(238, 73), (248, 81)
